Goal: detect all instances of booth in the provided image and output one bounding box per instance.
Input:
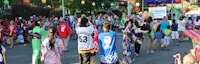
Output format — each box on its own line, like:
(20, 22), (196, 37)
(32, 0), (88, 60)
(184, 30), (200, 62)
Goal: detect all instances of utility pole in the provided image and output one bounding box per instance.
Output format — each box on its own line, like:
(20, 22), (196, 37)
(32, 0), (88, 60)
(62, 0), (65, 18)
(142, 0), (144, 12)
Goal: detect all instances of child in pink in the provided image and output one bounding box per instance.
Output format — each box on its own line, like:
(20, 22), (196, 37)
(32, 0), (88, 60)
(91, 28), (99, 64)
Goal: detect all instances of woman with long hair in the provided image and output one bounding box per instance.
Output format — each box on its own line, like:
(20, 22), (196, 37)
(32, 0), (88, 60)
(8, 20), (17, 48)
(146, 16), (155, 53)
(41, 26), (64, 64)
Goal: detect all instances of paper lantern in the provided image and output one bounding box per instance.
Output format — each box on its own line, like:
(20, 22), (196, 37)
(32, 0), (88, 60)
(4, 0), (9, 5)
(92, 2), (95, 6)
(24, 0), (29, 4)
(121, 1), (125, 5)
(185, 8), (190, 12)
(110, 3), (114, 7)
(136, 2), (140, 7)
(81, 0), (85, 5)
(175, 4), (180, 9)
(149, 4), (154, 7)
(136, 0), (140, 2)
(69, 0), (73, 3)
(135, 7), (140, 13)
(176, 0), (181, 3)
(186, 0), (190, 2)
(41, 0), (46, 4)
(101, 3), (104, 7)
(186, 2), (190, 6)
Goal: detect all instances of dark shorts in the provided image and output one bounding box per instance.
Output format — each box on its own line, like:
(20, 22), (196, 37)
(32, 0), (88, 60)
(101, 61), (119, 64)
(79, 53), (96, 64)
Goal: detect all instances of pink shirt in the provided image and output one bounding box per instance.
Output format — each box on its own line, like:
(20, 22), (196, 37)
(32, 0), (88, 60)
(41, 38), (64, 64)
(93, 28), (99, 52)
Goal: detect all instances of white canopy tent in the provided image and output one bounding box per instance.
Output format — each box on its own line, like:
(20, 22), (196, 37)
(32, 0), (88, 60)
(185, 8), (200, 15)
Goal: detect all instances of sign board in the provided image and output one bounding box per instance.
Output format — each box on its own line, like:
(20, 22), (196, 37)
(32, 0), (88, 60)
(149, 7), (167, 19)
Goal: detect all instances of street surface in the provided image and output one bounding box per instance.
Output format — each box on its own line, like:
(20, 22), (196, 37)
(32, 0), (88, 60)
(6, 35), (192, 64)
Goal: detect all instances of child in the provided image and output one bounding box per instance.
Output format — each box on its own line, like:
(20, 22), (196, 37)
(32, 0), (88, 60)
(171, 20), (179, 46)
(154, 28), (163, 49)
(91, 28), (99, 64)
(162, 26), (172, 51)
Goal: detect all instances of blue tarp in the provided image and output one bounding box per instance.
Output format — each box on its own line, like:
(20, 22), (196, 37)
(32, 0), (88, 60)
(144, 0), (176, 4)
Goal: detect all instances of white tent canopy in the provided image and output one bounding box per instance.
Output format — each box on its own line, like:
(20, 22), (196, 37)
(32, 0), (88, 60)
(185, 8), (200, 15)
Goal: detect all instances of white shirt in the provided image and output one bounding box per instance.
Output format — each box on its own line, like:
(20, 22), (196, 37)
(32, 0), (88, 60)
(76, 25), (94, 50)
(177, 20), (186, 31)
(194, 20), (200, 26)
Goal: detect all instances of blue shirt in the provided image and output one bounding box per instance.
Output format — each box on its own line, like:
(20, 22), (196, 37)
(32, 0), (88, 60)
(97, 21), (103, 33)
(172, 23), (178, 31)
(99, 31), (118, 63)
(160, 21), (170, 31)
(17, 27), (21, 35)
(67, 20), (72, 28)
(155, 32), (162, 40)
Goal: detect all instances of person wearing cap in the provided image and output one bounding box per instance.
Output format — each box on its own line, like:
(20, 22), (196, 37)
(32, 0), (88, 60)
(32, 21), (48, 64)
(58, 19), (71, 52)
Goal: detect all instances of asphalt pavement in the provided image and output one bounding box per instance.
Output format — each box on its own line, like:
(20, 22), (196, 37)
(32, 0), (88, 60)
(6, 35), (193, 64)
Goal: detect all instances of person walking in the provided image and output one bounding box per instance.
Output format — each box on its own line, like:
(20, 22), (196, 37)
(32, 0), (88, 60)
(98, 23), (119, 64)
(32, 21), (48, 64)
(58, 19), (71, 52)
(76, 17), (95, 64)
(41, 26), (64, 64)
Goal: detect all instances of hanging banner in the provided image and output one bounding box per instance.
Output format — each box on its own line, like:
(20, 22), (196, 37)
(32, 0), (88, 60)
(144, 0), (176, 4)
(149, 7), (167, 19)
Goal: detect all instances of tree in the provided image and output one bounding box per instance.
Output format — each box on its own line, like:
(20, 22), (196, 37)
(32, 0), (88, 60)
(65, 0), (120, 15)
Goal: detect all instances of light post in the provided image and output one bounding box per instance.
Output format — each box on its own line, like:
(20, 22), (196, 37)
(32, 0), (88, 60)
(62, 0), (65, 18)
(171, 0), (174, 20)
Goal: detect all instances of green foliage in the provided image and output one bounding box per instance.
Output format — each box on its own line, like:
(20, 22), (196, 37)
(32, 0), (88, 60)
(65, 0), (120, 15)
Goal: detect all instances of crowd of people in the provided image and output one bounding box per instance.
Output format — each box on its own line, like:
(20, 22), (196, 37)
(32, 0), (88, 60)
(0, 12), (199, 64)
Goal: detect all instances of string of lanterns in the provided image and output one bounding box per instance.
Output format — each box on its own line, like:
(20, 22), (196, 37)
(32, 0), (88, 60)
(175, 0), (191, 12)
(135, 0), (140, 13)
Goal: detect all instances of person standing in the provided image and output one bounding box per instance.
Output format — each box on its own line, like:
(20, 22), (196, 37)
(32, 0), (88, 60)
(122, 21), (140, 64)
(97, 18), (103, 33)
(41, 26), (64, 64)
(90, 27), (99, 64)
(58, 20), (71, 52)
(32, 21), (48, 64)
(177, 17), (186, 42)
(171, 20), (179, 46)
(134, 20), (148, 56)
(8, 20), (17, 48)
(76, 17), (95, 64)
(143, 18), (152, 54)
(99, 23), (119, 64)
